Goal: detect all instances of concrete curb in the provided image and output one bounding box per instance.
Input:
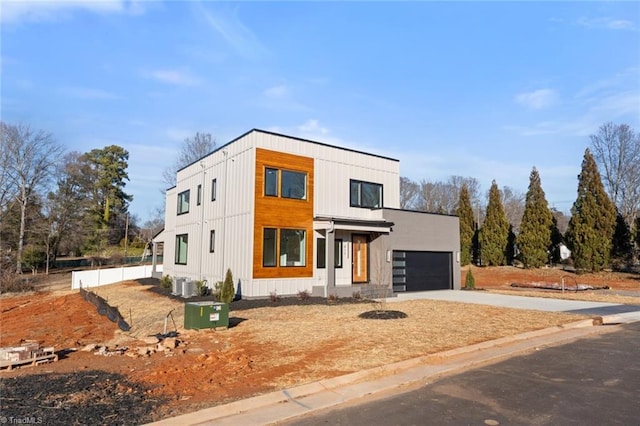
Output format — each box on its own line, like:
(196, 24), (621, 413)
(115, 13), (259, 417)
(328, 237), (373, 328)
(147, 318), (619, 426)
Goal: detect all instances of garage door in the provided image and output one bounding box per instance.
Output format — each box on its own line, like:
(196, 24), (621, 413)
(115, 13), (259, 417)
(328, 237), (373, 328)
(393, 251), (452, 292)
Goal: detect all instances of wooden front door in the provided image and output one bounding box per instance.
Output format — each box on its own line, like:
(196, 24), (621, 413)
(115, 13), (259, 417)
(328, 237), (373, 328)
(352, 235), (368, 283)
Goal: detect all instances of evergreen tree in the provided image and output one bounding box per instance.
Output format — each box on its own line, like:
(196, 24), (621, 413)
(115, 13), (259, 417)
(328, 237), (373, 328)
(611, 212), (632, 266)
(566, 149), (617, 272)
(549, 217), (564, 264)
(220, 268), (235, 304)
(479, 180), (510, 265)
(517, 167), (554, 268)
(457, 184), (475, 266)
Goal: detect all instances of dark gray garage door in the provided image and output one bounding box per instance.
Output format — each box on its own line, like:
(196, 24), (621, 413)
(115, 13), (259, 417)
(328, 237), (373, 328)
(393, 251), (452, 292)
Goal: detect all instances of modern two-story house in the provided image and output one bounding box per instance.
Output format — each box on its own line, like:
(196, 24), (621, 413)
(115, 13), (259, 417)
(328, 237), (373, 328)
(156, 129), (460, 298)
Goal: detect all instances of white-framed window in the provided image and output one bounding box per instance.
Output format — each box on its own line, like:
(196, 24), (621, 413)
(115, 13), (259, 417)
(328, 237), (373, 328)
(175, 234), (188, 265)
(177, 190), (190, 215)
(350, 179), (383, 208)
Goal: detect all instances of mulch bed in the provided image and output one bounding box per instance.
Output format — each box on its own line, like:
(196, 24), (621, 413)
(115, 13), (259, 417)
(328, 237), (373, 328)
(0, 370), (165, 425)
(144, 279), (373, 311)
(358, 310), (408, 320)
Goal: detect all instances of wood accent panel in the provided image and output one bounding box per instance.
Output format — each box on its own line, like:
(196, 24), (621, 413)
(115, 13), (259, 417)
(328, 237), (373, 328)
(253, 148), (314, 278)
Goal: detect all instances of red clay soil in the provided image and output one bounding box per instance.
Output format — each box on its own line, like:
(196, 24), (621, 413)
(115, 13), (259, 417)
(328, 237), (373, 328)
(1, 266), (638, 422)
(464, 265), (640, 290)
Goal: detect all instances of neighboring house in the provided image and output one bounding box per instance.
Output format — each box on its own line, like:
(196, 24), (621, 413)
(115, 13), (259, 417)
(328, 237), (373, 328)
(154, 129), (460, 299)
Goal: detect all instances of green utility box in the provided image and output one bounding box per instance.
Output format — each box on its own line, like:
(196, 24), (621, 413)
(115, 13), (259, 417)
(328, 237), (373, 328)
(184, 302), (229, 330)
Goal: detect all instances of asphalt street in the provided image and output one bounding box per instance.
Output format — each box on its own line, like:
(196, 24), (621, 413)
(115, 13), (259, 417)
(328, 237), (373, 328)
(282, 321), (640, 426)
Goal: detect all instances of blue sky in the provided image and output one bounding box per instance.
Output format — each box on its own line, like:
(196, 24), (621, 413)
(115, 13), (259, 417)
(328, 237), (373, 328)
(2, 1), (639, 222)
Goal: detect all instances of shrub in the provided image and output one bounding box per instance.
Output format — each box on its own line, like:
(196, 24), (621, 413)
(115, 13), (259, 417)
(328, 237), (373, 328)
(464, 269), (476, 289)
(160, 275), (172, 290)
(328, 293), (339, 303)
(219, 268), (235, 304)
(297, 289), (310, 300)
(195, 280), (209, 296)
(352, 291), (362, 300)
(269, 291), (280, 303)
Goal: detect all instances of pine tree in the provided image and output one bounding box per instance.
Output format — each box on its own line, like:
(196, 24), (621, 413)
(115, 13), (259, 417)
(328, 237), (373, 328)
(457, 184), (475, 266)
(565, 149), (617, 272)
(517, 167), (554, 268)
(479, 180), (510, 266)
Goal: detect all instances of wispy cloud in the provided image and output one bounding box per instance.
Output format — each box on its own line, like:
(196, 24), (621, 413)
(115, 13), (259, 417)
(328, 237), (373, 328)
(196, 3), (268, 59)
(264, 84), (288, 99)
(515, 89), (558, 110)
(577, 16), (636, 31)
(144, 68), (201, 86)
(165, 127), (192, 142)
(59, 86), (121, 100)
(298, 119), (329, 136)
(1, 0), (145, 25)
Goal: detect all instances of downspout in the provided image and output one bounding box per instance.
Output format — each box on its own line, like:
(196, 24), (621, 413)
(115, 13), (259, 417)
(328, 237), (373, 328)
(327, 220), (336, 295)
(221, 150), (228, 282)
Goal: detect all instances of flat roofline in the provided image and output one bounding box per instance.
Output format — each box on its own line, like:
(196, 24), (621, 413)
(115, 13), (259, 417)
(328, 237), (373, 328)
(178, 128), (399, 173)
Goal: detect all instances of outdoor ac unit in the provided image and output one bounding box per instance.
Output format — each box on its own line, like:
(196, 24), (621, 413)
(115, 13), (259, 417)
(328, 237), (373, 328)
(182, 280), (196, 298)
(173, 277), (185, 295)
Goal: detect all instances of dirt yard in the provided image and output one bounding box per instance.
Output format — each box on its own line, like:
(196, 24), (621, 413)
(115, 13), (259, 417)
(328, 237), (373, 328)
(1, 266), (639, 423)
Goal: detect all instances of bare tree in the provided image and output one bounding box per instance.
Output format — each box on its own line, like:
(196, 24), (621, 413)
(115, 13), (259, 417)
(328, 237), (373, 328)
(416, 176), (481, 215)
(1, 123), (64, 273)
(162, 132), (216, 188)
(590, 122), (640, 229)
(501, 186), (525, 233)
(399, 177), (419, 209)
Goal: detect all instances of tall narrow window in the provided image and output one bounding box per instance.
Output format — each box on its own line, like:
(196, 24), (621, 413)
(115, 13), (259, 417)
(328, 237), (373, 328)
(197, 184), (202, 205)
(265, 168), (278, 196)
(175, 234), (188, 265)
(177, 190), (190, 215)
(211, 178), (217, 201)
(317, 238), (343, 268)
(263, 228), (277, 267)
(209, 230), (215, 253)
(280, 229), (306, 266)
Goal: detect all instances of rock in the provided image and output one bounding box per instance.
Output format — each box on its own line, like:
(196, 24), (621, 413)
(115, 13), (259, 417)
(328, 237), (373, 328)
(140, 336), (160, 345)
(162, 337), (177, 349)
(137, 347), (151, 357)
(81, 344), (98, 352)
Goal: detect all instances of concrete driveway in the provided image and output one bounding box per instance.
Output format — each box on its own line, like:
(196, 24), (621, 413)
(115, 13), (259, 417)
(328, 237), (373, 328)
(390, 290), (640, 318)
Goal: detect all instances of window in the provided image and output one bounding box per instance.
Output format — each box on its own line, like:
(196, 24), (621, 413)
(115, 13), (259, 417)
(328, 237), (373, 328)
(175, 234), (188, 265)
(177, 190), (190, 214)
(211, 178), (217, 201)
(209, 230), (215, 253)
(264, 167), (307, 199)
(262, 228), (307, 267)
(281, 170), (306, 199)
(280, 229), (306, 266)
(197, 184), (202, 206)
(265, 168), (278, 196)
(317, 238), (343, 268)
(350, 179), (383, 208)
(263, 228), (277, 267)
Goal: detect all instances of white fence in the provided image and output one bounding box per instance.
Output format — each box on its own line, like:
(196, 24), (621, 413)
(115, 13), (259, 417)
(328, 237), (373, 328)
(71, 265), (163, 290)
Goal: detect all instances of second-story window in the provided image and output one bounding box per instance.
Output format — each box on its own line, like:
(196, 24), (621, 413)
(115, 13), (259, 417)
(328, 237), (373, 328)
(350, 180), (383, 208)
(177, 190), (190, 215)
(211, 178), (217, 201)
(197, 184), (202, 205)
(265, 168), (278, 196)
(264, 167), (307, 200)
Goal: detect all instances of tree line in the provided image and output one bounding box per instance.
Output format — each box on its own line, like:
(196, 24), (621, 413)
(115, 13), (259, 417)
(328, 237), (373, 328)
(401, 122), (640, 272)
(0, 122), (215, 290)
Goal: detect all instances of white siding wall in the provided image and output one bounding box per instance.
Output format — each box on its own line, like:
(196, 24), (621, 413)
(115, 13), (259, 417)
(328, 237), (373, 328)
(162, 130), (401, 298)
